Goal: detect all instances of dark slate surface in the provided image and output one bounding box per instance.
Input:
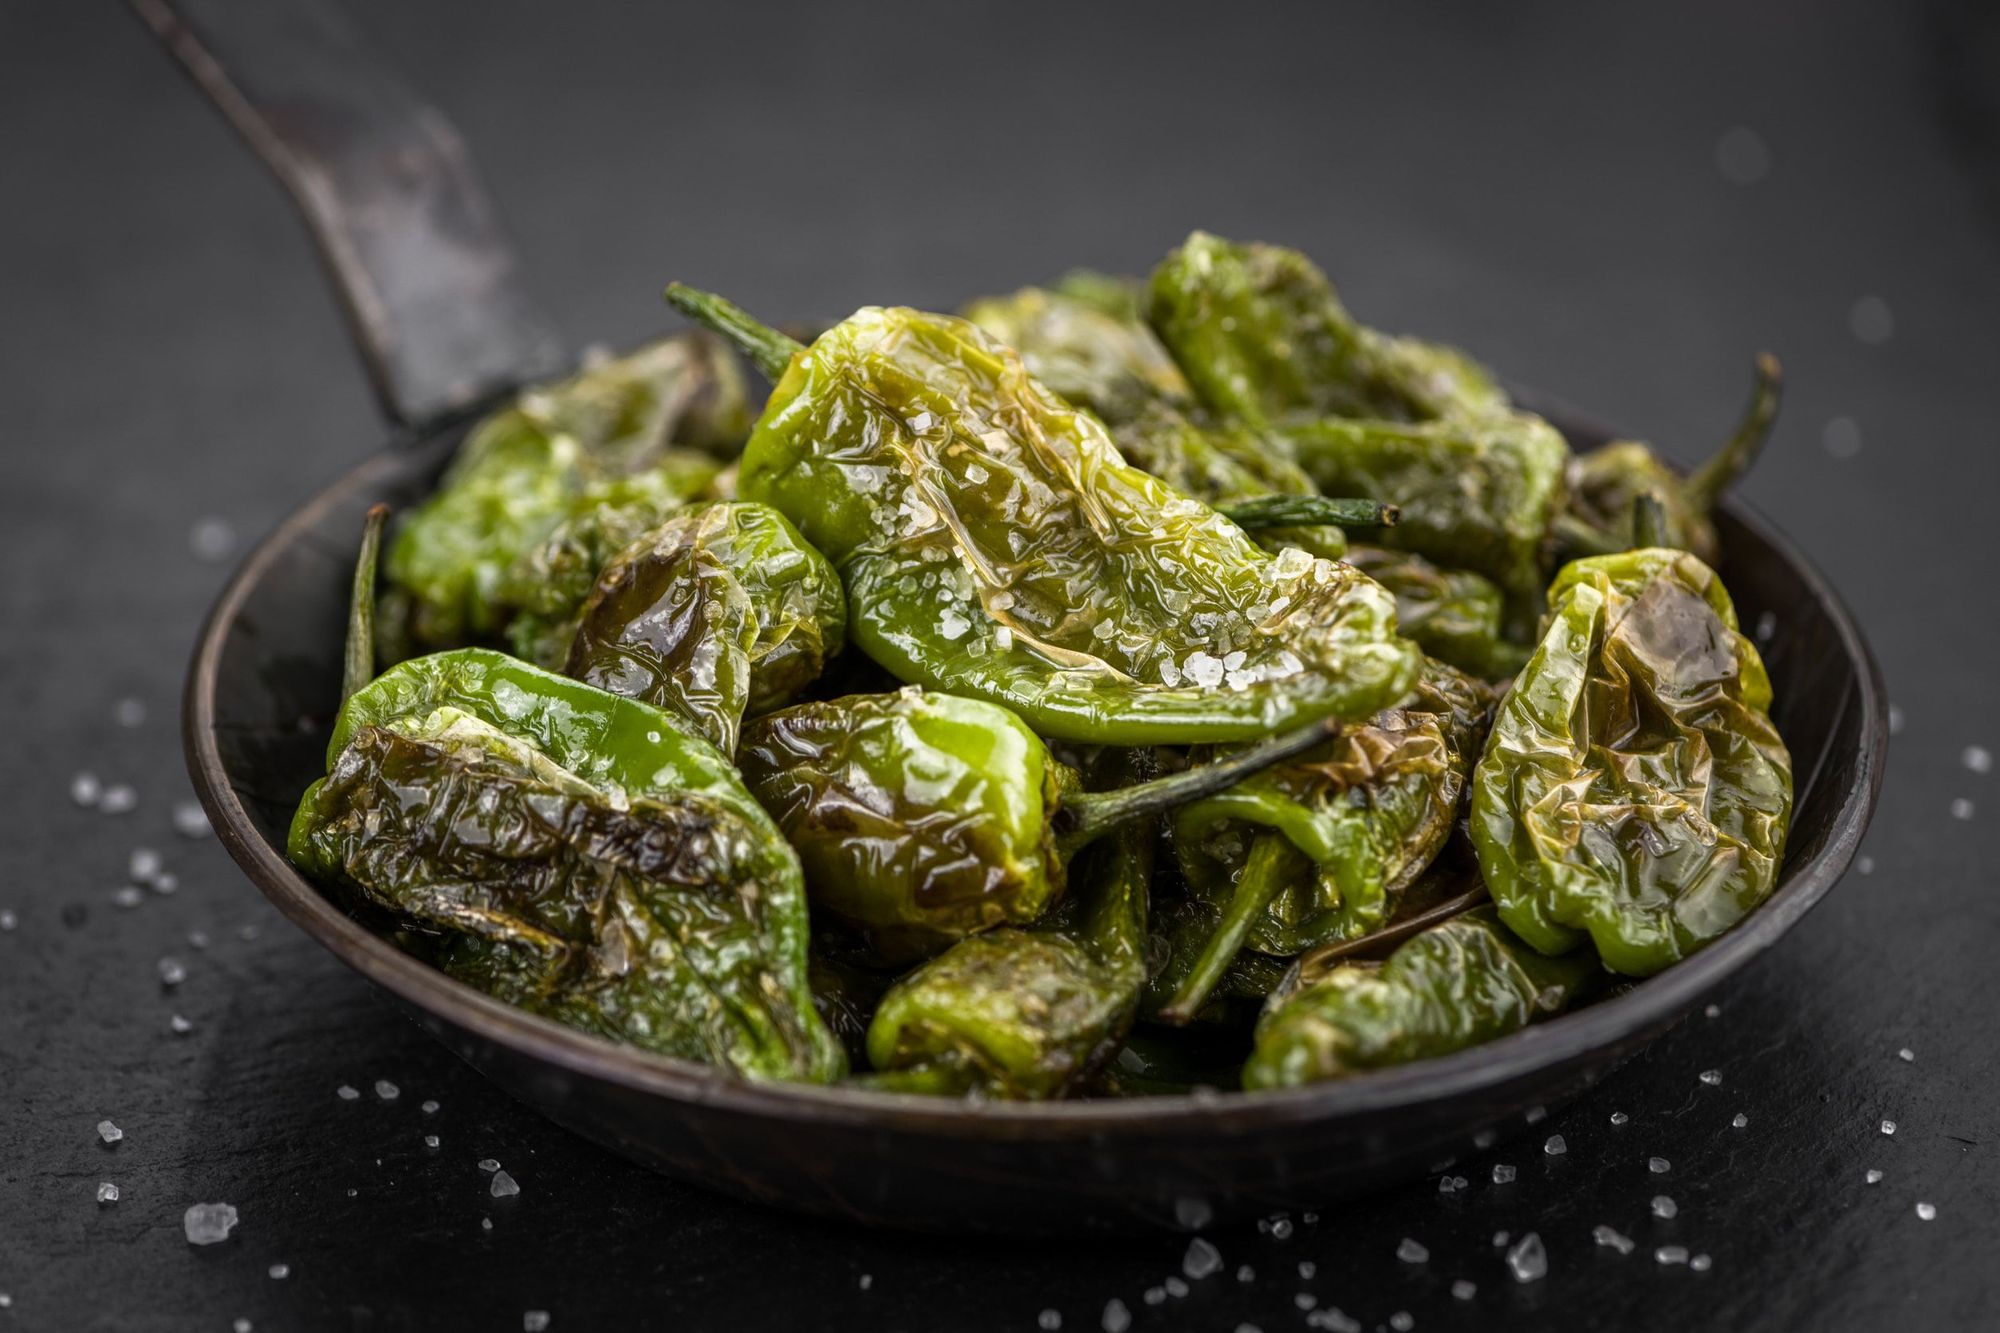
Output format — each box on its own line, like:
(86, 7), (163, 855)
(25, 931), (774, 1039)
(3, 1), (1996, 1329)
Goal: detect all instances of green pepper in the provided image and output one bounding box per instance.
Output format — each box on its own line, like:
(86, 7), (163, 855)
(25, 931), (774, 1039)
(1558, 354), (1783, 566)
(961, 285), (1194, 424)
(1156, 659), (1493, 1020)
(864, 820), (1152, 1099)
(1241, 907), (1596, 1088)
(668, 285), (1420, 745)
(735, 688), (1341, 963)
(560, 500), (845, 753)
(291, 512), (842, 1082)
(1468, 534), (1792, 976)
(1146, 230), (1508, 428)
(381, 333), (747, 652)
(1343, 545), (1530, 681)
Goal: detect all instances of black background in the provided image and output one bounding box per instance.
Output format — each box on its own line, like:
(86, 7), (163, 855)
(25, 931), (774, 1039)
(4, 1), (1998, 1329)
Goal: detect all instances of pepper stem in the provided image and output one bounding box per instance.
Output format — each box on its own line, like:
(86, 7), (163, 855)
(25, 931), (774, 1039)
(1219, 496), (1400, 531)
(1053, 713), (1340, 859)
(1631, 492), (1670, 550)
(1684, 352), (1783, 515)
(343, 504), (389, 707)
(1157, 831), (1309, 1024)
(664, 283), (805, 381)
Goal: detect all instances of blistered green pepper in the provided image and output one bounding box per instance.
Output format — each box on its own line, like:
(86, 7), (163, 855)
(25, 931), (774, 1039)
(865, 820), (1152, 1099)
(381, 333), (746, 652)
(667, 285), (1419, 745)
(291, 514), (842, 1082)
(1469, 532), (1792, 976)
(1147, 230), (1508, 428)
(1343, 546), (1530, 681)
(1157, 660), (1492, 1020)
(736, 688), (1340, 963)
(1558, 354), (1783, 566)
(961, 285), (1194, 424)
(1242, 907), (1596, 1088)
(560, 500), (844, 753)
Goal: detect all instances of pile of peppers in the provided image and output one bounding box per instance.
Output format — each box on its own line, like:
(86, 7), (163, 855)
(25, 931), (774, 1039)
(287, 231), (1793, 1096)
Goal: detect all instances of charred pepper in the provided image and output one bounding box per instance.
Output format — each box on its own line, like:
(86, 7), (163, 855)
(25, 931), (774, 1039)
(735, 688), (1341, 963)
(1242, 907), (1596, 1088)
(668, 284), (1420, 744)
(290, 511), (843, 1082)
(561, 500), (845, 752)
(1469, 510), (1792, 976)
(381, 333), (746, 653)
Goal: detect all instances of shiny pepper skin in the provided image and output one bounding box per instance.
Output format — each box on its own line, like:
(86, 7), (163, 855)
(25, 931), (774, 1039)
(1242, 907), (1596, 1088)
(562, 500), (845, 753)
(671, 288), (1420, 744)
(382, 333), (746, 653)
(1469, 547), (1793, 976)
(288, 649), (844, 1083)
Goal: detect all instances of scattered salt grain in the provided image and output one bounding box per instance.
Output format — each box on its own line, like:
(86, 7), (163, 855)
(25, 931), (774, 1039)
(1268, 1216), (1293, 1240)
(489, 1170), (519, 1198)
(1451, 1279), (1477, 1300)
(1649, 1156), (1671, 1174)
(1916, 1202), (1937, 1221)
(421, 1100), (440, 1115)
(1966, 745), (1993, 775)
(1704, 1004), (1721, 1019)
(1524, 1105), (1547, 1124)
(1492, 1164), (1516, 1185)
(97, 1120), (122, 1144)
(1652, 1195), (1678, 1219)
(336, 1085), (360, 1102)
(1183, 1237), (1222, 1279)
(190, 516), (238, 562)
(1610, 1112), (1629, 1126)
(1691, 1254), (1713, 1272)
(1951, 798), (1975, 821)
(269, 1264), (290, 1280)
(234, 1320), (252, 1333)
(1699, 1069), (1722, 1086)
(1880, 1120), (1897, 1136)
(1142, 1288), (1165, 1307)
(173, 801), (212, 838)
(100, 784), (137, 814)
(1389, 1315), (1413, 1333)
(524, 1313), (551, 1333)
(183, 1201), (239, 1245)
(1297, 1261), (1314, 1279)
(481, 1217), (492, 1230)
(859, 1274), (872, 1290)
(1396, 1237), (1429, 1264)
(1858, 856), (1875, 874)
(375, 1080), (399, 1101)
(1732, 1112), (1749, 1129)
(1866, 1169), (1883, 1184)
(130, 848), (163, 881)
(151, 873), (177, 896)
(1505, 1232), (1546, 1283)
(1593, 1225), (1635, 1255)
(1306, 1311), (1360, 1333)
(424, 1136), (439, 1150)
(1037, 1304), (1065, 1328)
(97, 1182), (119, 1204)
(157, 957), (185, 986)
(1493, 1231), (1510, 1248)
(71, 772), (102, 807)
(1100, 1298), (1130, 1333)
(169, 1015), (193, 1035)
(1544, 1134), (1567, 1156)
(112, 887), (145, 909)
(187, 930), (210, 950)
(1163, 1277), (1188, 1298)
(1656, 1245), (1690, 1266)
(1294, 1293), (1316, 1310)
(0, 910), (15, 931)
(478, 1158), (500, 1172)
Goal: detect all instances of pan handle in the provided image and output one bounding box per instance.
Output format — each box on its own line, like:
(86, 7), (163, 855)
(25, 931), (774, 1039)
(131, 0), (567, 430)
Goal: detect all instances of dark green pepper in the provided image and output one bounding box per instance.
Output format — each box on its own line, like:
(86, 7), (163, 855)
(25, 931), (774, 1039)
(668, 285), (1420, 745)
(382, 333), (746, 652)
(1241, 906), (1596, 1088)
(736, 688), (1341, 963)
(291, 513), (842, 1082)
(1343, 545), (1530, 681)
(961, 285), (1194, 424)
(1157, 660), (1493, 1020)
(864, 821), (1153, 1099)
(1557, 354), (1783, 566)
(1469, 538), (1792, 976)
(560, 500), (845, 752)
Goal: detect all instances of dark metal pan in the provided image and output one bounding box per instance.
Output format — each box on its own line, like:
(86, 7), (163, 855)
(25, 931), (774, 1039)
(150, 0), (1887, 1234)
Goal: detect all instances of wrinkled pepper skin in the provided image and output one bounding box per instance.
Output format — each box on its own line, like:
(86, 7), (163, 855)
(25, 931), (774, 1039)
(1242, 907), (1595, 1088)
(865, 822), (1152, 1099)
(382, 333), (746, 652)
(1469, 548), (1793, 976)
(1175, 660), (1493, 955)
(287, 649), (844, 1083)
(1344, 546), (1530, 681)
(961, 285), (1194, 425)
(705, 298), (1419, 744)
(1274, 412), (1570, 619)
(562, 501), (845, 752)
(1146, 231), (1508, 428)
(738, 689), (1071, 962)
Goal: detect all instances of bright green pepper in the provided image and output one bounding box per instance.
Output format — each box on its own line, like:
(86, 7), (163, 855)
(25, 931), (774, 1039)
(1469, 540), (1792, 976)
(735, 688), (1341, 963)
(1157, 659), (1493, 1020)
(292, 513), (842, 1082)
(864, 820), (1152, 1099)
(668, 285), (1420, 745)
(1558, 354), (1783, 567)
(381, 333), (746, 653)
(1242, 907), (1596, 1088)
(1343, 545), (1530, 681)
(560, 500), (845, 753)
